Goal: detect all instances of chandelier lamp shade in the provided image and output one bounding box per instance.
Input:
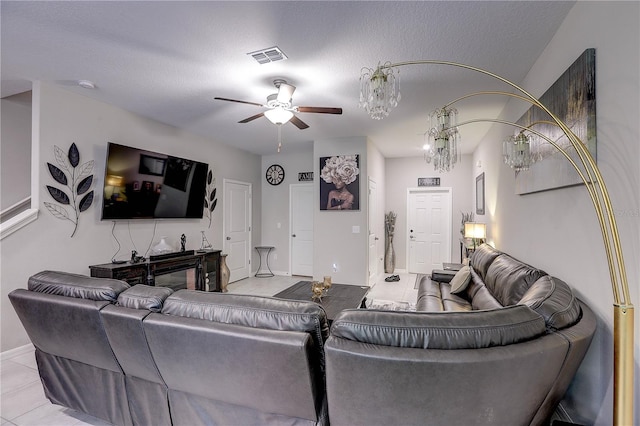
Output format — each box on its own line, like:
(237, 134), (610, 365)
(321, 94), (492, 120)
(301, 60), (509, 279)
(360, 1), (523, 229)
(357, 59), (634, 425)
(503, 131), (533, 171)
(264, 107), (294, 125)
(358, 63), (401, 120)
(424, 106), (461, 172)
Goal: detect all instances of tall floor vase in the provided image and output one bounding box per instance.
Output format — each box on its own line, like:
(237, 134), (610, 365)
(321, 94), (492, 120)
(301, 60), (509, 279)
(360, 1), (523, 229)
(220, 253), (230, 292)
(384, 237), (395, 274)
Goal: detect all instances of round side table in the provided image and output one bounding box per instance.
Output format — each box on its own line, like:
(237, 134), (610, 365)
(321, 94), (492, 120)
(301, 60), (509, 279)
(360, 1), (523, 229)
(254, 246), (275, 278)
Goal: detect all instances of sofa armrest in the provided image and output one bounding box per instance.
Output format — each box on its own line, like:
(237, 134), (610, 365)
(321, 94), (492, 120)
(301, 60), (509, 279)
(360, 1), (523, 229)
(430, 269), (456, 283)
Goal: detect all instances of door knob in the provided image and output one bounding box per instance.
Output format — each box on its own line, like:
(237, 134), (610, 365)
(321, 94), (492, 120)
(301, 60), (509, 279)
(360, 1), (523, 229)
(375, 237), (379, 240)
(292, 234), (296, 237)
(226, 236), (231, 240)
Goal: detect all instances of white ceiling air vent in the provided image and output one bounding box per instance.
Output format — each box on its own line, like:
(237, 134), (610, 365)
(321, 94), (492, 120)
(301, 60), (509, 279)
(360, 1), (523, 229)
(247, 46), (288, 64)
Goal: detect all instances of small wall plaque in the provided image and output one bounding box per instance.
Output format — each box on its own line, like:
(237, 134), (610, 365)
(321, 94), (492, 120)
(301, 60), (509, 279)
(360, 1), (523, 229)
(418, 177), (440, 187)
(298, 172), (314, 182)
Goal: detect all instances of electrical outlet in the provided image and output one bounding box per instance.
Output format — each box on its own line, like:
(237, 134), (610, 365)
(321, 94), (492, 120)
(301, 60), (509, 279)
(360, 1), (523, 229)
(332, 263), (338, 272)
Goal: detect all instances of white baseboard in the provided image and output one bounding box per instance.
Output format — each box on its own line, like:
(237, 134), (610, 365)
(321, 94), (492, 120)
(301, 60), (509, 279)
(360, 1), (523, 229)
(1, 343), (35, 361)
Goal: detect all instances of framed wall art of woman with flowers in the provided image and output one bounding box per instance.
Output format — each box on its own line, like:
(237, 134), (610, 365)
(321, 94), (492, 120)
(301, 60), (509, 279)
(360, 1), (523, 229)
(319, 154), (360, 211)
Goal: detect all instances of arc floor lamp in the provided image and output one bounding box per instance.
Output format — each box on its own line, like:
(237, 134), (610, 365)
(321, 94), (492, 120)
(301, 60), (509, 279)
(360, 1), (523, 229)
(359, 60), (634, 425)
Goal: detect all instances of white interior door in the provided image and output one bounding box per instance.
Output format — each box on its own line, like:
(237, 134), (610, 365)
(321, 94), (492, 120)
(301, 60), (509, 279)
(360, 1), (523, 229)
(224, 180), (251, 282)
(407, 188), (452, 274)
(290, 184), (313, 276)
(368, 177), (379, 285)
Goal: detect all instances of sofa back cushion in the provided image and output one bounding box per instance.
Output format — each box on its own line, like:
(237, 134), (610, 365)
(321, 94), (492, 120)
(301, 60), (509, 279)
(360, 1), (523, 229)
(484, 254), (547, 307)
(117, 284), (173, 312)
(469, 244), (502, 282)
(152, 290), (330, 423)
(28, 270), (129, 302)
(330, 305), (546, 349)
(162, 290), (329, 346)
(519, 275), (582, 330)
(466, 268), (503, 310)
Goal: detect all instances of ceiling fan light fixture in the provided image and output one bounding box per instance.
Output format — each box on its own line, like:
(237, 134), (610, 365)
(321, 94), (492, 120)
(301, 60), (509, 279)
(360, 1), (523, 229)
(264, 108), (294, 125)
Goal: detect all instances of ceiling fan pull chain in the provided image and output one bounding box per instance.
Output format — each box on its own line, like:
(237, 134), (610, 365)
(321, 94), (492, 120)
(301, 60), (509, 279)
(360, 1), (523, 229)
(277, 124), (282, 153)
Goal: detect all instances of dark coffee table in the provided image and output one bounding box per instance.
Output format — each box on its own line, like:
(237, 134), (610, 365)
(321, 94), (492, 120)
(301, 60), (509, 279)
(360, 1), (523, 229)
(274, 281), (369, 322)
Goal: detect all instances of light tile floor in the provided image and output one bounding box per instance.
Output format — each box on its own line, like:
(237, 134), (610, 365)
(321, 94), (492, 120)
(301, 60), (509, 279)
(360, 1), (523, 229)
(0, 272), (417, 425)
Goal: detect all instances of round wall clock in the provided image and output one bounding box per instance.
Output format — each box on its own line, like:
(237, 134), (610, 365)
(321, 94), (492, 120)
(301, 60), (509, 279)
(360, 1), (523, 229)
(266, 164), (285, 186)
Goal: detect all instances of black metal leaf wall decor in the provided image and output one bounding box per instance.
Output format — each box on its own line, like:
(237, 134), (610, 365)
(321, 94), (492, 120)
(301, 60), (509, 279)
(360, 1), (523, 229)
(44, 143), (94, 237)
(203, 168), (217, 228)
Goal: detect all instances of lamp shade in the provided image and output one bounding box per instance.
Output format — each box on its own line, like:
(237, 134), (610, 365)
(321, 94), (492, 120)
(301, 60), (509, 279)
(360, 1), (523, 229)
(464, 222), (486, 239)
(106, 175), (124, 187)
(264, 108), (294, 125)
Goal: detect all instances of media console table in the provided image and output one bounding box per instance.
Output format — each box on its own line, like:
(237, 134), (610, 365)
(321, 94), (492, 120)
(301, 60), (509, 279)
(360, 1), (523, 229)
(89, 250), (221, 292)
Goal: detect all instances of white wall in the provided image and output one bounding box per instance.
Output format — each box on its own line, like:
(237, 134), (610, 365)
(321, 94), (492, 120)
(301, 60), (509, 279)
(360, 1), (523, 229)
(473, 2), (639, 424)
(1, 83), (262, 351)
(385, 154), (473, 269)
(1, 91), (32, 209)
(313, 137), (368, 285)
(261, 147), (314, 275)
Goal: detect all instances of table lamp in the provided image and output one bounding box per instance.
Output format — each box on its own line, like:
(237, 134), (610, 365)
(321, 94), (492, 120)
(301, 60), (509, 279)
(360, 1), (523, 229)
(464, 222), (486, 249)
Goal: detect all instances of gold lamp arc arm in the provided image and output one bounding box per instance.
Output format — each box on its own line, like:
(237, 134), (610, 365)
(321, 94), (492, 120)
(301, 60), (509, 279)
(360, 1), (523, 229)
(438, 90), (617, 301)
(375, 59), (633, 425)
(442, 91), (603, 215)
(453, 118), (611, 284)
(382, 60), (629, 305)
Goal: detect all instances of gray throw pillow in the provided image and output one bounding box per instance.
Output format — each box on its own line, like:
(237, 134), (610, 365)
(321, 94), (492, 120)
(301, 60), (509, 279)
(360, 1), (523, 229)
(450, 266), (471, 294)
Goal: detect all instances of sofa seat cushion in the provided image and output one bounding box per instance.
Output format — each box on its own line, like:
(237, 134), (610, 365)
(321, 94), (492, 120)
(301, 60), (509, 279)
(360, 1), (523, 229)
(519, 275), (582, 330)
(117, 285), (173, 312)
(416, 278), (471, 312)
(28, 270), (129, 303)
(483, 255), (547, 307)
(330, 305), (546, 349)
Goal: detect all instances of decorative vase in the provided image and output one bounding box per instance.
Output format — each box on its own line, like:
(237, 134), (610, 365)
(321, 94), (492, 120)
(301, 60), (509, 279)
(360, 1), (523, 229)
(220, 253), (230, 293)
(384, 236), (395, 274)
(311, 281), (324, 302)
(151, 236), (172, 255)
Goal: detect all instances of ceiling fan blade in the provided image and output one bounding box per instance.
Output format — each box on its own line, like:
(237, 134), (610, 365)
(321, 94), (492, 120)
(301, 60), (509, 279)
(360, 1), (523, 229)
(290, 115), (309, 130)
(238, 112), (265, 123)
(297, 106), (343, 114)
(214, 97), (264, 107)
(277, 83), (296, 103)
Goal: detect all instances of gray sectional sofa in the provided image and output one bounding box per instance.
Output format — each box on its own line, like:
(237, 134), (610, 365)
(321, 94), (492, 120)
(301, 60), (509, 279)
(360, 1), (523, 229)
(9, 271), (329, 426)
(325, 244), (596, 425)
(9, 244), (595, 426)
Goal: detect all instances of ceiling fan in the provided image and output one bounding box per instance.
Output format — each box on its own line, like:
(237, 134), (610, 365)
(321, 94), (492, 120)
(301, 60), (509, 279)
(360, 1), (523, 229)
(214, 79), (342, 129)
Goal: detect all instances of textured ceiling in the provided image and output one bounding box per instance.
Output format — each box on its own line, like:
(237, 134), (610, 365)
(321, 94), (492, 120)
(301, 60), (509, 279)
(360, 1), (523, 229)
(1, 1), (575, 157)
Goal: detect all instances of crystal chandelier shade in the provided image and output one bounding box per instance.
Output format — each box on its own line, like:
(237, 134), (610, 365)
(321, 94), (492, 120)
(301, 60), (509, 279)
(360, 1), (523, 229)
(358, 64), (401, 120)
(424, 107), (460, 172)
(502, 132), (534, 171)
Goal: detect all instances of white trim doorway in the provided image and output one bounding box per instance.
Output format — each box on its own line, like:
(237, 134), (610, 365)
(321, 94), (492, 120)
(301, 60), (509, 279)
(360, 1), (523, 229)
(406, 187), (452, 273)
(223, 179), (252, 282)
(289, 183), (314, 277)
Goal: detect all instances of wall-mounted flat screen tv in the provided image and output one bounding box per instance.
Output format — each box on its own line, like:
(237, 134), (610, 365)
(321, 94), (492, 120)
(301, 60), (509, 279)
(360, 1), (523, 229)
(101, 143), (208, 220)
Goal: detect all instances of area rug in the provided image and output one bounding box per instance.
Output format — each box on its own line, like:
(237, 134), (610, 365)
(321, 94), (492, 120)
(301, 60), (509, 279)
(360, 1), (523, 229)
(414, 274), (429, 289)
